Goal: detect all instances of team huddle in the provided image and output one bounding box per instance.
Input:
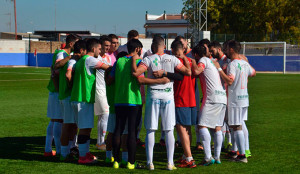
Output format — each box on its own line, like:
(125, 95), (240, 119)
(44, 29), (256, 170)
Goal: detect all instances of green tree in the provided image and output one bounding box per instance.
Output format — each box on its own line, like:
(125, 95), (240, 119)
(182, 0), (300, 44)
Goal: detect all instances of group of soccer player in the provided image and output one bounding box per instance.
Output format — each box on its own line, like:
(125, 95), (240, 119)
(44, 29), (256, 170)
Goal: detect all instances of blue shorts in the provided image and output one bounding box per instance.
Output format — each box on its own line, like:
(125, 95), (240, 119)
(175, 107), (197, 126)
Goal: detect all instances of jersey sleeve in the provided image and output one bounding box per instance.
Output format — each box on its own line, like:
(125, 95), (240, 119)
(55, 51), (64, 62)
(198, 58), (206, 69)
(227, 63), (236, 81)
(173, 56), (184, 70)
(141, 56), (151, 70)
(67, 59), (76, 70)
(86, 57), (103, 69)
(247, 63), (256, 77)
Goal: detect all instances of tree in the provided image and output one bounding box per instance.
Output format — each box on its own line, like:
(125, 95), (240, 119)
(182, 0), (300, 44)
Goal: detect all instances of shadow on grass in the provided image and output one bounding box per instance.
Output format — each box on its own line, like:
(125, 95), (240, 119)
(0, 136), (206, 169)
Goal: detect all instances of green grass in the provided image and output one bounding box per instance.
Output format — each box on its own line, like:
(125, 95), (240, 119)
(0, 67), (299, 173)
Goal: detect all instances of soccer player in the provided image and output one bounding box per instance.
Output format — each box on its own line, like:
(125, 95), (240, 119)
(59, 40), (86, 161)
(213, 40), (256, 163)
(94, 35), (112, 150)
(171, 41), (197, 168)
(108, 39), (169, 169)
(132, 36), (191, 170)
(70, 38), (110, 164)
(44, 34), (78, 157)
(192, 44), (227, 165)
(107, 34), (119, 65)
(175, 36), (202, 150)
(209, 41), (233, 151)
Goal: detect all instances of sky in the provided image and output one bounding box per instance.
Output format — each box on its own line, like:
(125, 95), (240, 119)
(0, 0), (184, 36)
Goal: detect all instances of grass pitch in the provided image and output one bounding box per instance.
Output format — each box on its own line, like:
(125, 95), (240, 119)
(0, 67), (299, 173)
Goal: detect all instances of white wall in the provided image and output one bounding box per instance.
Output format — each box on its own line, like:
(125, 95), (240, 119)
(119, 38), (175, 51)
(0, 40), (28, 53)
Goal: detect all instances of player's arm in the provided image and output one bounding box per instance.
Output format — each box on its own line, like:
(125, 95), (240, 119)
(176, 56), (191, 76)
(137, 76), (170, 85)
(54, 55), (72, 70)
(95, 61), (111, 70)
(240, 54), (256, 77)
(152, 70), (184, 81)
(132, 55), (147, 77)
(213, 60), (234, 86)
(191, 58), (204, 75)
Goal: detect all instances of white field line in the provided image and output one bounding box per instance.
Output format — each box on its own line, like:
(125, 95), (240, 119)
(0, 79), (48, 82)
(0, 72), (49, 75)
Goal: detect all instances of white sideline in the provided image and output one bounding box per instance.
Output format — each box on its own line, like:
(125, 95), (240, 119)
(0, 72), (49, 75)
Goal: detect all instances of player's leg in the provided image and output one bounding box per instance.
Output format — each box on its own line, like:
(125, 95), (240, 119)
(214, 104), (226, 164)
(198, 125), (214, 165)
(121, 134), (128, 166)
(105, 113), (115, 163)
(242, 107), (251, 157)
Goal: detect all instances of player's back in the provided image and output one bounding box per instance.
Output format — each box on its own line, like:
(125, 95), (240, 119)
(227, 59), (255, 107)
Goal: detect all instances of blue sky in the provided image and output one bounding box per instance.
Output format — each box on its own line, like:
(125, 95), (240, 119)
(0, 0), (184, 35)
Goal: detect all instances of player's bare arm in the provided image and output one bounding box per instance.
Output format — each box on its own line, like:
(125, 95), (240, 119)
(54, 55), (72, 70)
(191, 58), (204, 75)
(153, 70), (184, 81)
(132, 57), (147, 77)
(137, 76), (170, 85)
(177, 56), (192, 76)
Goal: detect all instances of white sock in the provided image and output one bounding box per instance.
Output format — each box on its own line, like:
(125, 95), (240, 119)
(214, 130), (223, 159)
(195, 126), (201, 143)
(97, 114), (108, 145)
(122, 152), (128, 162)
(235, 130), (245, 155)
(53, 122), (62, 154)
(230, 128), (237, 151)
(226, 124), (232, 144)
(165, 130), (175, 165)
(242, 121), (249, 150)
(146, 130), (155, 165)
(106, 151), (112, 159)
(199, 127), (211, 160)
(45, 121), (54, 152)
(186, 156), (193, 162)
(221, 125), (226, 147)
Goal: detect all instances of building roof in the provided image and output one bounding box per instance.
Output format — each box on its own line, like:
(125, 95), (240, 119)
(1, 32), (43, 38)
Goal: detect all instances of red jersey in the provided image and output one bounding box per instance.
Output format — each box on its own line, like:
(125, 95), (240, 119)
(173, 57), (196, 107)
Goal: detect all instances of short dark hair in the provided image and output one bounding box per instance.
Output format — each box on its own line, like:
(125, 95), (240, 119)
(198, 39), (210, 46)
(192, 44), (207, 57)
(222, 40), (230, 52)
(208, 41), (222, 49)
(74, 40), (86, 54)
(151, 35), (164, 54)
(227, 40), (241, 53)
(127, 30), (139, 39)
(116, 51), (127, 60)
(99, 35), (112, 45)
(86, 38), (100, 52)
(171, 40), (184, 51)
(108, 34), (118, 40)
(174, 36), (185, 42)
(66, 34), (80, 44)
(127, 39), (143, 54)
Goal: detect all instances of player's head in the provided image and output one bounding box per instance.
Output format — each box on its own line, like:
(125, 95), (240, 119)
(192, 44), (208, 61)
(151, 35), (165, 54)
(127, 30), (139, 40)
(74, 40), (87, 57)
(116, 51), (127, 61)
(66, 34), (80, 50)
(99, 35), (112, 54)
(175, 36), (188, 51)
(222, 40), (230, 54)
(127, 39), (143, 56)
(198, 39), (211, 57)
(108, 34), (119, 52)
(208, 41), (223, 59)
(226, 40), (241, 57)
(171, 40), (184, 58)
(86, 38), (101, 58)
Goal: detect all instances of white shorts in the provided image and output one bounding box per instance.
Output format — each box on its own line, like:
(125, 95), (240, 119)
(59, 97), (76, 124)
(47, 92), (62, 119)
(71, 101), (94, 129)
(228, 107), (248, 126)
(107, 113), (128, 134)
(94, 89), (109, 115)
(144, 98), (175, 131)
(198, 103), (226, 128)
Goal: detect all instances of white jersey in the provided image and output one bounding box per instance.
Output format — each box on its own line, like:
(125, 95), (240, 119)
(96, 54), (111, 90)
(85, 56), (103, 76)
(227, 59), (255, 107)
(198, 57), (227, 105)
(141, 53), (183, 100)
